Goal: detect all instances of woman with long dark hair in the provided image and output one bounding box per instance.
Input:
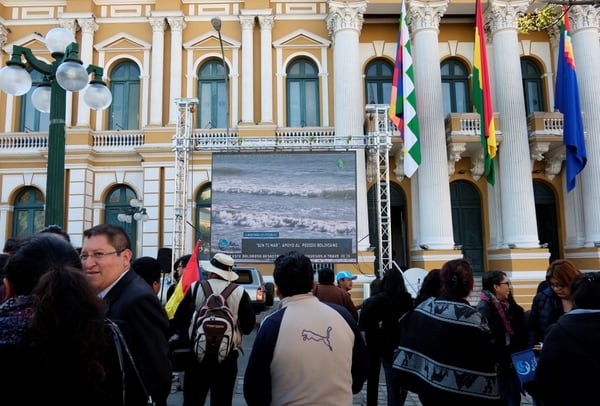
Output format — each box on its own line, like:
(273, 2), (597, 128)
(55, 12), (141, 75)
(477, 270), (526, 405)
(359, 268), (413, 405)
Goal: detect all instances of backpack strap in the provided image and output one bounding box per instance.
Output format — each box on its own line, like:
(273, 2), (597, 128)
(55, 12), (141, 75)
(199, 280), (213, 300)
(220, 282), (238, 300)
(190, 280), (203, 309)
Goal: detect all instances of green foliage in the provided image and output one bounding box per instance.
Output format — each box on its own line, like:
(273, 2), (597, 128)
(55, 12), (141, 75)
(517, 5), (562, 33)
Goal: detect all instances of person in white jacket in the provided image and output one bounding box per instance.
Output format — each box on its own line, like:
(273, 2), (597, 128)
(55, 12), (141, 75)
(244, 251), (368, 406)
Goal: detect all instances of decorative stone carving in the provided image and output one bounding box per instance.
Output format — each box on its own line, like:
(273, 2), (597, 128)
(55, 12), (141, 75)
(570, 5), (600, 31)
(545, 147), (566, 180)
(167, 16), (186, 32)
(149, 17), (167, 32)
(470, 151), (485, 181)
(326, 0), (367, 35)
(60, 19), (79, 35)
(0, 24), (8, 49)
(488, 0), (529, 33)
(393, 152), (405, 182)
(240, 15), (256, 30)
(530, 141), (550, 161)
(408, 0), (448, 31)
(447, 142), (466, 176)
(258, 15), (274, 30)
(78, 18), (98, 34)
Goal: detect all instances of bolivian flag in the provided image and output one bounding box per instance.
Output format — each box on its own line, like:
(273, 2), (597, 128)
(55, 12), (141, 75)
(165, 240), (202, 319)
(472, 0), (496, 185)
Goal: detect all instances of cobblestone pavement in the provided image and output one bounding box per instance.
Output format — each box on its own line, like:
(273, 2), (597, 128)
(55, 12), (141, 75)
(168, 376), (534, 405)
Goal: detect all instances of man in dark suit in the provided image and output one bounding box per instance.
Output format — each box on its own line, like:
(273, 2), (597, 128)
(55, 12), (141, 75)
(81, 224), (172, 406)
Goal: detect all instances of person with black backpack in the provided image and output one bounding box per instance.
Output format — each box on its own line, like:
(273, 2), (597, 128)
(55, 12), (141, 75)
(172, 253), (255, 406)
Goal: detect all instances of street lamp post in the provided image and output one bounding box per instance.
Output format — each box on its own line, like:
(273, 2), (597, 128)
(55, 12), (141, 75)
(211, 17), (229, 137)
(117, 198), (149, 224)
(0, 28), (112, 227)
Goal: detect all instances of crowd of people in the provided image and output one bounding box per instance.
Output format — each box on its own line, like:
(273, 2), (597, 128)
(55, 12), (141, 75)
(1, 224), (598, 406)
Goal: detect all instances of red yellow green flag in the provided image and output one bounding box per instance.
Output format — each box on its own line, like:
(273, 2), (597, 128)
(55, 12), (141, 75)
(472, 0), (496, 185)
(165, 240), (202, 319)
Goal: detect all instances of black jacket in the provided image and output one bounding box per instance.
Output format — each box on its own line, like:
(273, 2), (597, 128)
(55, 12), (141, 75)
(527, 287), (563, 347)
(104, 270), (172, 406)
(533, 309), (600, 405)
(476, 294), (527, 371)
(359, 289), (413, 361)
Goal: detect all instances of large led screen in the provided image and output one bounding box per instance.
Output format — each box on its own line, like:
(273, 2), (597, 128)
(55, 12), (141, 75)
(211, 151), (357, 263)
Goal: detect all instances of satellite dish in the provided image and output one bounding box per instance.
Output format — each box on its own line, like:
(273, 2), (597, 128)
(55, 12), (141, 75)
(402, 267), (429, 299)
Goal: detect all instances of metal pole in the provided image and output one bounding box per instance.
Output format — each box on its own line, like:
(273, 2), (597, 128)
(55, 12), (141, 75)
(212, 17), (229, 138)
(45, 62), (66, 227)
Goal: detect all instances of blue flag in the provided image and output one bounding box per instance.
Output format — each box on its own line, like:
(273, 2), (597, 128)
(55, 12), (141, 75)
(555, 9), (587, 192)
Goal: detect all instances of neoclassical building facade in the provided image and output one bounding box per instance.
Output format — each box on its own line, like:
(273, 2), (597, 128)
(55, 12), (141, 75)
(1, 0), (599, 306)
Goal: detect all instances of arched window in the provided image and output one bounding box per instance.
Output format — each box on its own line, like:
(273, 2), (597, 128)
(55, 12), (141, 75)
(108, 61), (140, 130)
(12, 187), (45, 238)
(195, 183), (212, 260)
(19, 71), (50, 132)
(521, 58), (545, 116)
(364, 59), (394, 105)
(441, 58), (471, 116)
(286, 58), (320, 127)
(197, 60), (229, 129)
(105, 185), (138, 255)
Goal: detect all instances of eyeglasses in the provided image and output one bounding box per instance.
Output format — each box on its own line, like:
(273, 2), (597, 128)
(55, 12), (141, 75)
(498, 281), (511, 286)
(550, 282), (565, 290)
(80, 250), (121, 261)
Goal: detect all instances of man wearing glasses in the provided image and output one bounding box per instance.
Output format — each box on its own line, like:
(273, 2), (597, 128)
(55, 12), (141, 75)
(81, 223), (172, 406)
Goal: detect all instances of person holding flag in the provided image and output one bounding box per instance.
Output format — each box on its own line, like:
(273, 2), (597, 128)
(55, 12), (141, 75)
(171, 252), (255, 406)
(555, 7), (587, 192)
(165, 240), (202, 319)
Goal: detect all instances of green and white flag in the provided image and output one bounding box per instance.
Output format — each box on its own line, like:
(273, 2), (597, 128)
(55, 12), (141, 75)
(389, 0), (420, 177)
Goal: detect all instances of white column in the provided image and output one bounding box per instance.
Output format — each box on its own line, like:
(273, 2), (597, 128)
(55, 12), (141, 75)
(570, 5), (600, 246)
(410, 0), (454, 249)
(76, 18), (97, 127)
(489, 0), (539, 248)
(258, 15), (274, 124)
(167, 16), (186, 124)
(240, 15), (255, 124)
(148, 17), (166, 126)
(326, 0), (369, 251)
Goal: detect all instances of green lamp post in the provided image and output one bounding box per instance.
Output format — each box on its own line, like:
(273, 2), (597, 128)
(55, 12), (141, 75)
(0, 27), (112, 227)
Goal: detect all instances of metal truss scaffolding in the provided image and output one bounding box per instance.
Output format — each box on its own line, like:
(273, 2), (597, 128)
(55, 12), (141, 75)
(367, 104), (393, 275)
(172, 98), (198, 266)
(172, 99), (393, 274)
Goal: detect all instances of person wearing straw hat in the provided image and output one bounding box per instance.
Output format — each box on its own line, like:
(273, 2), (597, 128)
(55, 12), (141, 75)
(172, 252), (255, 406)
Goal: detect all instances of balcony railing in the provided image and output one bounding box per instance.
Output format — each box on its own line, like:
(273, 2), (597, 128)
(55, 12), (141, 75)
(93, 130), (145, 148)
(0, 132), (48, 150)
(527, 112), (563, 137)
